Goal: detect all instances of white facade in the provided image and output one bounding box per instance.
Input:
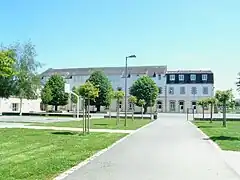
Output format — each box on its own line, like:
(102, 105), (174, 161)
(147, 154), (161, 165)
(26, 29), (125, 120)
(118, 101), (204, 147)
(0, 97), (41, 114)
(163, 84), (214, 113)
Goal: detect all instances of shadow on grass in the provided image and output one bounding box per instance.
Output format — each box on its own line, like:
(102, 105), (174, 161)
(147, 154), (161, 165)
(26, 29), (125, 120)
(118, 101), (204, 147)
(51, 131), (83, 136)
(197, 125), (215, 129)
(203, 136), (240, 141)
(93, 123), (108, 126)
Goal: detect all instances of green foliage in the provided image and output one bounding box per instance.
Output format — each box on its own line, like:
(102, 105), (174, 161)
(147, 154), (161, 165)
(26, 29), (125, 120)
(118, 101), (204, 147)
(129, 75), (158, 108)
(113, 90), (124, 102)
(138, 99), (145, 106)
(13, 41), (41, 100)
(44, 74), (68, 108)
(71, 86), (78, 104)
(78, 81), (99, 100)
(207, 97), (217, 105)
(128, 95), (137, 104)
(197, 99), (208, 107)
(215, 89), (234, 106)
(0, 76), (16, 98)
(0, 49), (16, 77)
(87, 71), (112, 110)
(41, 85), (53, 105)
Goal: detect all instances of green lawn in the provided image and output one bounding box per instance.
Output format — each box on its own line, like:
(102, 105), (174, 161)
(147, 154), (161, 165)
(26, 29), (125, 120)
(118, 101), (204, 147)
(30, 118), (151, 130)
(194, 121), (240, 151)
(0, 128), (126, 180)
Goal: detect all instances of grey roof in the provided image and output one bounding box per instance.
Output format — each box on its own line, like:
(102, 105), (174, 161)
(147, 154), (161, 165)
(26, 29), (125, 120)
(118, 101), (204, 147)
(166, 70), (213, 74)
(40, 65), (167, 77)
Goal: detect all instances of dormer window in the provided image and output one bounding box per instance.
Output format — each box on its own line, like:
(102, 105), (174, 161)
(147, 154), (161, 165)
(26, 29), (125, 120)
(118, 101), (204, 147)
(202, 74), (207, 81)
(153, 72), (156, 77)
(127, 73), (131, 78)
(190, 74), (196, 81)
(179, 74), (184, 81)
(170, 74), (175, 81)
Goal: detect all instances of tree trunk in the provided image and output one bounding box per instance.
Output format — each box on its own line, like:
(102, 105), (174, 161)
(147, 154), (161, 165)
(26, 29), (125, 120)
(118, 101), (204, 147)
(210, 103), (213, 123)
(45, 104), (48, 116)
(96, 105), (100, 112)
(19, 98), (23, 116)
(141, 105), (143, 120)
(54, 105), (58, 112)
(109, 106), (111, 119)
(202, 106), (205, 119)
(132, 105), (134, 121)
(87, 99), (90, 133)
(223, 102), (227, 127)
(82, 98), (85, 134)
(143, 105), (147, 114)
(116, 101), (119, 125)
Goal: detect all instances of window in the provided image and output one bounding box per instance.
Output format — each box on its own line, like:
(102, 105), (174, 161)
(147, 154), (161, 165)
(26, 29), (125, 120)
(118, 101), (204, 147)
(157, 101), (162, 109)
(191, 87), (197, 95)
(190, 74), (196, 81)
(180, 86), (185, 94)
(169, 87), (174, 95)
(203, 87), (208, 94)
(202, 74), (208, 81)
(158, 87), (162, 94)
(12, 103), (18, 111)
(119, 101), (122, 109)
(158, 74), (161, 80)
(153, 72), (156, 77)
(169, 101), (176, 112)
(179, 74), (184, 81)
(128, 102), (133, 110)
(170, 74), (175, 81)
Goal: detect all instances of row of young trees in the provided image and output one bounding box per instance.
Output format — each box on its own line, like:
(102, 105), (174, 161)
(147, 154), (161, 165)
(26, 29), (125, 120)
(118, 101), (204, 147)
(197, 89), (235, 127)
(0, 41), (42, 115)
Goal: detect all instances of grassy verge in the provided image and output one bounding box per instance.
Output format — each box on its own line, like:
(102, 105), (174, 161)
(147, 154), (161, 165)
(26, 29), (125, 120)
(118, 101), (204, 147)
(29, 118), (151, 130)
(0, 128), (126, 180)
(194, 121), (240, 151)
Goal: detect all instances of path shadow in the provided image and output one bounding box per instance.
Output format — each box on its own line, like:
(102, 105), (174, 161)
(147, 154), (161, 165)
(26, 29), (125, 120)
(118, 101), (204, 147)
(203, 136), (240, 141)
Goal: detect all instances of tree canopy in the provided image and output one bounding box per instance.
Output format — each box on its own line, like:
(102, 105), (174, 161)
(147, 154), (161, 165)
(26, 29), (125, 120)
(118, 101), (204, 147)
(87, 70), (112, 111)
(78, 81), (99, 100)
(129, 75), (158, 112)
(44, 74), (69, 111)
(0, 49), (16, 77)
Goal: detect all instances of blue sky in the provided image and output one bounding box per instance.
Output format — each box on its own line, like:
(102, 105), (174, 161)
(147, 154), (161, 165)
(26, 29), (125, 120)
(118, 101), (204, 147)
(0, 0), (239, 97)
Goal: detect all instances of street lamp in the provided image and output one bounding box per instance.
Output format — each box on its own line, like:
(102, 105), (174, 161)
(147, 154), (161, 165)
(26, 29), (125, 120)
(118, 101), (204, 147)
(125, 55), (136, 126)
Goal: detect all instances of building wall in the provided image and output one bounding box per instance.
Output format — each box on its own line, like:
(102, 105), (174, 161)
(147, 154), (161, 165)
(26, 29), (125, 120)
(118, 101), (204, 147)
(0, 97), (41, 113)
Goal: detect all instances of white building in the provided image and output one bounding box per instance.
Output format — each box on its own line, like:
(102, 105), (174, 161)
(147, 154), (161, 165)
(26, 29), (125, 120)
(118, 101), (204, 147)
(40, 67), (214, 113)
(40, 66), (167, 113)
(164, 70), (214, 113)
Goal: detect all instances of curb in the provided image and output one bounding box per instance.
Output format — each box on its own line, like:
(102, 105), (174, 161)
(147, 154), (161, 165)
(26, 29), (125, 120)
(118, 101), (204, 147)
(188, 120), (222, 152)
(54, 119), (156, 180)
(188, 120), (240, 178)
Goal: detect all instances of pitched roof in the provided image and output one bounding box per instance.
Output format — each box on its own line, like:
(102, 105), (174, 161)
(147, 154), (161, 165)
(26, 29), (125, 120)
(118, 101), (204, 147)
(40, 65), (167, 77)
(166, 70), (213, 74)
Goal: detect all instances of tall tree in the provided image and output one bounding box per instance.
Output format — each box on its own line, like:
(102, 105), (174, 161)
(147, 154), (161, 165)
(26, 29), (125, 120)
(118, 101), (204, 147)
(129, 75), (158, 113)
(87, 70), (112, 112)
(215, 89), (234, 127)
(13, 41), (42, 115)
(78, 81), (99, 134)
(0, 76), (16, 98)
(0, 49), (16, 77)
(197, 99), (208, 119)
(113, 90), (124, 125)
(128, 95), (137, 120)
(44, 74), (68, 111)
(41, 85), (53, 112)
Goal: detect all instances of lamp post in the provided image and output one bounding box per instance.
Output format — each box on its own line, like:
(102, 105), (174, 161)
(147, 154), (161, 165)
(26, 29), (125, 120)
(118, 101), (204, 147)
(125, 55), (136, 126)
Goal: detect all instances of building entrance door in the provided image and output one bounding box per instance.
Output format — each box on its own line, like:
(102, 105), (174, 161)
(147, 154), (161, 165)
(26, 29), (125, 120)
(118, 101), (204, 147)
(179, 101), (184, 113)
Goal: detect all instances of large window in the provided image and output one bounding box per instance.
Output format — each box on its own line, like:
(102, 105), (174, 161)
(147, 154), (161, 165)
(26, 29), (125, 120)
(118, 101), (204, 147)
(180, 86), (185, 94)
(190, 74), (196, 81)
(203, 87), (208, 94)
(202, 74), (208, 81)
(169, 87), (174, 95)
(170, 75), (175, 81)
(158, 87), (162, 94)
(179, 74), (184, 81)
(191, 87), (197, 95)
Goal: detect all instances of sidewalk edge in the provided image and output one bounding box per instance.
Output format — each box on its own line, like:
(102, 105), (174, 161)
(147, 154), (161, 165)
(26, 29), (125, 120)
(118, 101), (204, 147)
(54, 120), (156, 180)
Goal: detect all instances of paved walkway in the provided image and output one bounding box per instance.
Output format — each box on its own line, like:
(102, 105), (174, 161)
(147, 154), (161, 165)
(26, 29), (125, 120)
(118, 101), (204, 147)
(63, 117), (240, 180)
(0, 123), (133, 133)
